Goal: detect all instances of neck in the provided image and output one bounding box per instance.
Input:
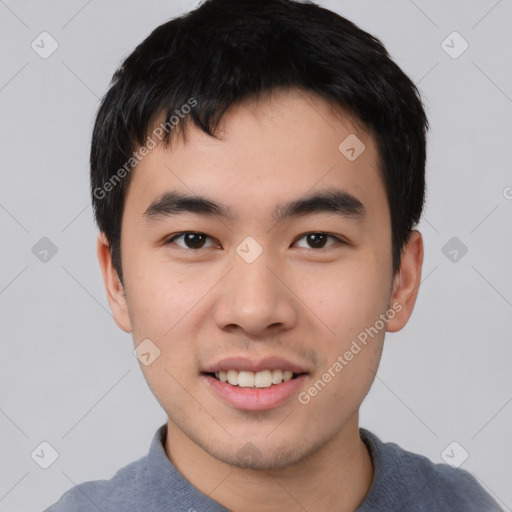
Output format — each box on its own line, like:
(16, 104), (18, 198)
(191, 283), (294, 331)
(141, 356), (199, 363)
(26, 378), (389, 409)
(165, 413), (374, 512)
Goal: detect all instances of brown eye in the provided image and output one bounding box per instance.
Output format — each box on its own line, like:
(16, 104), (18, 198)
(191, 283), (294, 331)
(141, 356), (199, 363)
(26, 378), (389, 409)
(293, 233), (343, 249)
(166, 232), (217, 250)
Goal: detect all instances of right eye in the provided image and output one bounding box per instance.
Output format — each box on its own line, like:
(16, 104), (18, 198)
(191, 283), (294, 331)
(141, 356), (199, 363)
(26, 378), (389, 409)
(164, 232), (220, 250)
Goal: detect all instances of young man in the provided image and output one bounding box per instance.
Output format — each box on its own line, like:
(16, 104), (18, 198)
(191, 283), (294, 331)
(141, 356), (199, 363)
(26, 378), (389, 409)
(45, 0), (502, 510)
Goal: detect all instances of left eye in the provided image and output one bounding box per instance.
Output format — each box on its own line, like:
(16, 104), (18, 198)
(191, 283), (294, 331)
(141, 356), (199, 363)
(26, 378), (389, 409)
(293, 233), (343, 249)
(164, 232), (343, 250)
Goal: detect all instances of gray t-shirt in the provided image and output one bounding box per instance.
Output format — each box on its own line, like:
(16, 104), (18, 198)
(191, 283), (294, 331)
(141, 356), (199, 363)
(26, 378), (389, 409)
(43, 423), (502, 511)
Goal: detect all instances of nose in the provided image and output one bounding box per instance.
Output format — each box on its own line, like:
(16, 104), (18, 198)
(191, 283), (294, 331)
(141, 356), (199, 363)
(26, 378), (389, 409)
(213, 249), (298, 336)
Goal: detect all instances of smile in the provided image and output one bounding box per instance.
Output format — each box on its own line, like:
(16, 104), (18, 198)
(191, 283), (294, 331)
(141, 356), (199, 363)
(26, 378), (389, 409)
(211, 369), (298, 388)
(202, 372), (308, 411)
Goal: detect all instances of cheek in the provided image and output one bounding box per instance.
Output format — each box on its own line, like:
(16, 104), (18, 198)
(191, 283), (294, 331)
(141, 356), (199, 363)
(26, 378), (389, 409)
(123, 249), (199, 338)
(126, 265), (201, 405)
(123, 253), (211, 393)
(299, 260), (390, 348)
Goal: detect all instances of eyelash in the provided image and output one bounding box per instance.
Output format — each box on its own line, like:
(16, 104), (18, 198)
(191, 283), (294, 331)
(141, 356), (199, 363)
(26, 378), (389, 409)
(163, 231), (346, 251)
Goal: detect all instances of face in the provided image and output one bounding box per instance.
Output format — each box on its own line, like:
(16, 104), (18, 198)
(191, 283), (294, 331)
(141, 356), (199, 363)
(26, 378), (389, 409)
(98, 88), (421, 470)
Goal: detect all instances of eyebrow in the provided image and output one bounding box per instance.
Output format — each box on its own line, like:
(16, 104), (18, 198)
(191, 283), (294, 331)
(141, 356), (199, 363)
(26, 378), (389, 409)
(142, 188), (366, 225)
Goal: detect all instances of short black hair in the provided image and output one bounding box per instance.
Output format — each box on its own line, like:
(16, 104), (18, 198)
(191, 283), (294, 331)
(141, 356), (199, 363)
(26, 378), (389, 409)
(90, 0), (428, 285)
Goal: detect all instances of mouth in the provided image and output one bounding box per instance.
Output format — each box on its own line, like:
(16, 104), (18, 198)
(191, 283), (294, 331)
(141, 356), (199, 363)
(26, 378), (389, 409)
(201, 370), (309, 411)
(203, 369), (305, 388)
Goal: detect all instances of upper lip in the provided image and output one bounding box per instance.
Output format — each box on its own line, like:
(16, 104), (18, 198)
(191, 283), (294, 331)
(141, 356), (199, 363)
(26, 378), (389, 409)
(202, 356), (310, 374)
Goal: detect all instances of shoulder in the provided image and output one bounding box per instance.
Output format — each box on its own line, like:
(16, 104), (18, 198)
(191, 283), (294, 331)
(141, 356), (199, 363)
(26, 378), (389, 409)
(42, 452), (148, 512)
(359, 428), (503, 512)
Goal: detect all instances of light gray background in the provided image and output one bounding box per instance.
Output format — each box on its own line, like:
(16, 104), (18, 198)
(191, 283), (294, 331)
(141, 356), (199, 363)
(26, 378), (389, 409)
(1, 0), (511, 510)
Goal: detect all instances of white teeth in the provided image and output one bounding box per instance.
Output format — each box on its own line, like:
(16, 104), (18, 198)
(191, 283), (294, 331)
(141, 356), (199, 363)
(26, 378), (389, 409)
(282, 370), (293, 381)
(213, 369), (297, 387)
(227, 370), (239, 385)
(238, 371), (255, 387)
(254, 370), (272, 388)
(271, 369), (283, 384)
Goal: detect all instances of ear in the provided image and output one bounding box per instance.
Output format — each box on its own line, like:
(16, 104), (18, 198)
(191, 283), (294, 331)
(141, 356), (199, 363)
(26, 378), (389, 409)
(97, 232), (133, 333)
(386, 230), (424, 332)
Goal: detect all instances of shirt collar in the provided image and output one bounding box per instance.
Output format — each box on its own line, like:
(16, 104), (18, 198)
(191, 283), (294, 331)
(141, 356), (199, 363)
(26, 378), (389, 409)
(145, 423), (388, 511)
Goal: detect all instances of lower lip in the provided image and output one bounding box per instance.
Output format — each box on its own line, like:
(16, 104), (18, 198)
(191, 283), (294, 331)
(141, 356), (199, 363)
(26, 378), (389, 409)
(202, 374), (308, 411)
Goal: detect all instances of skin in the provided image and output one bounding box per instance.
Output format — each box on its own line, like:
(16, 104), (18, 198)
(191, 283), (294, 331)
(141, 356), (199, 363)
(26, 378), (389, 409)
(97, 87), (423, 511)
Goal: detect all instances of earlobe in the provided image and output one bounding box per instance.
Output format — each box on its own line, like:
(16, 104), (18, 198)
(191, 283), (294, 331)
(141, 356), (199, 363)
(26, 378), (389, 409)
(96, 233), (133, 333)
(386, 230), (424, 333)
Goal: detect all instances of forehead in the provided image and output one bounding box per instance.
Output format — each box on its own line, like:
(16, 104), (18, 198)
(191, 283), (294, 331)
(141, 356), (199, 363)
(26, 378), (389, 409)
(124, 88), (387, 224)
